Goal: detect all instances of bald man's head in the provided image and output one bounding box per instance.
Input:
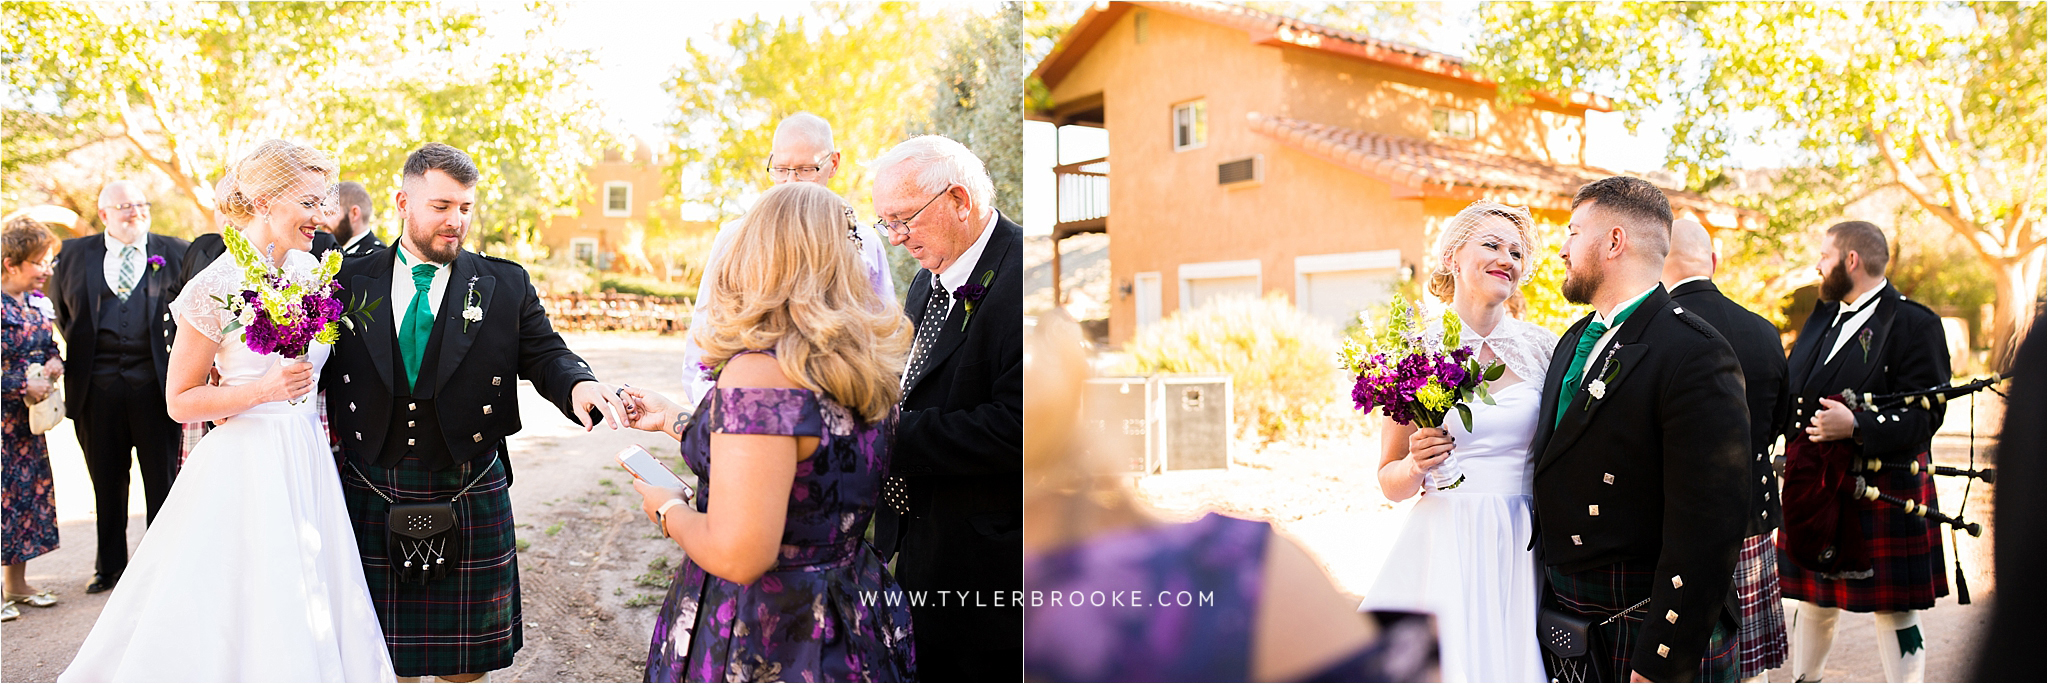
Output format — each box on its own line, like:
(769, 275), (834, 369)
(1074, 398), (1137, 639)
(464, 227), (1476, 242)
(1661, 218), (1716, 286)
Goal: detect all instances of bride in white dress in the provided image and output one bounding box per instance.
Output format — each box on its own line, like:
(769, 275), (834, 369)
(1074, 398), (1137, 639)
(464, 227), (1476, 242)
(1358, 201), (1557, 683)
(61, 140), (394, 682)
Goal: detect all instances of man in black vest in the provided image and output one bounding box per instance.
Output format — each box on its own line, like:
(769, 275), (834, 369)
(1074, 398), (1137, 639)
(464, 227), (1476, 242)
(872, 135), (1022, 681)
(46, 180), (190, 594)
(325, 143), (626, 681)
(1778, 221), (1950, 683)
(1532, 177), (1751, 682)
(1663, 219), (1790, 680)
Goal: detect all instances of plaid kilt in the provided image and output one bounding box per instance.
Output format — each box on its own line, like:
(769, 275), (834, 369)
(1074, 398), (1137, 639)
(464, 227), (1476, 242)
(1548, 562), (1740, 682)
(340, 450), (521, 676)
(1778, 451), (1948, 612)
(1732, 534), (1787, 678)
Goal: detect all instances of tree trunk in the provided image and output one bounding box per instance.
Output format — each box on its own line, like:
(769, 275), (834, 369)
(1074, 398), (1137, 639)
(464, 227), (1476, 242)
(1988, 249), (2046, 371)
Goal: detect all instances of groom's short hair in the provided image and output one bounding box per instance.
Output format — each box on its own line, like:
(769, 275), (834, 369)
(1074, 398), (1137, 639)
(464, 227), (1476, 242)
(1573, 176), (1672, 260)
(402, 143), (480, 188)
(1825, 220), (1890, 276)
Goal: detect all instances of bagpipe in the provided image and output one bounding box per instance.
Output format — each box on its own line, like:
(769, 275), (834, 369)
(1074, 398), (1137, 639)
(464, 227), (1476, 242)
(1780, 374), (2006, 578)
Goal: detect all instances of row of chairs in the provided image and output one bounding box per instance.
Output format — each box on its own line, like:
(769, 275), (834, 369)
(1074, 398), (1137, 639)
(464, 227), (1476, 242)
(541, 292), (691, 333)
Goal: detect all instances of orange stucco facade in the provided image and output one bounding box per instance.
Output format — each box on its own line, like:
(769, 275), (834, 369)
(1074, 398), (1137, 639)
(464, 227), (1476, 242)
(538, 140), (673, 273)
(1045, 7), (1595, 344)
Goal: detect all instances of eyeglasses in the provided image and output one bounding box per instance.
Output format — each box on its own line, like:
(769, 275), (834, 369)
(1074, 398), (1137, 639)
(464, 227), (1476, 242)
(874, 188), (951, 238)
(101, 202), (151, 216)
(765, 153), (833, 182)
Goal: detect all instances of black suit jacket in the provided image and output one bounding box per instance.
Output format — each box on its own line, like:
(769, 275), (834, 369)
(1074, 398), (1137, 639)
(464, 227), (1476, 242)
(1671, 279), (1789, 536)
(323, 247), (596, 470)
(46, 232), (191, 415)
(1531, 285), (1751, 682)
(878, 212), (1023, 668)
(339, 230), (387, 257)
(1784, 283), (1949, 463)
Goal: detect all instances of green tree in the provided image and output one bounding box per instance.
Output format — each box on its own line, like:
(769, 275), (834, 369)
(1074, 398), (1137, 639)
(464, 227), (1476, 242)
(913, 2), (1025, 218)
(661, 3), (950, 222)
(2, 1), (606, 246)
(1470, 1), (2046, 366)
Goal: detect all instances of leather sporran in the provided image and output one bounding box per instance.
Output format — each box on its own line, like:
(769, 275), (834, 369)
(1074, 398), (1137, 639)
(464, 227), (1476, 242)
(387, 501), (459, 584)
(1538, 606), (1606, 682)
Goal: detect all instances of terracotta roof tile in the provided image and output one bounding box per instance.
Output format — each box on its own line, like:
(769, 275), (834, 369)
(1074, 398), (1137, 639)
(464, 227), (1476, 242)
(1247, 112), (1756, 225)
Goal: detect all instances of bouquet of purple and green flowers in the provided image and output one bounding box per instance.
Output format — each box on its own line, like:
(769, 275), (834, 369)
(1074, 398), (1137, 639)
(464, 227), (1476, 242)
(1340, 294), (1505, 490)
(209, 227), (348, 372)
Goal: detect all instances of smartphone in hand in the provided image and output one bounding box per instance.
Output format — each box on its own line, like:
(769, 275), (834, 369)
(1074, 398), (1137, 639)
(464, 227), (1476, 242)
(617, 445), (694, 501)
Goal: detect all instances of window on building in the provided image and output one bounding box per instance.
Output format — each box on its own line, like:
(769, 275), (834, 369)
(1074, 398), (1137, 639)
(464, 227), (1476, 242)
(571, 237), (598, 265)
(1173, 100), (1207, 152)
(1431, 107), (1477, 140)
(603, 181), (632, 217)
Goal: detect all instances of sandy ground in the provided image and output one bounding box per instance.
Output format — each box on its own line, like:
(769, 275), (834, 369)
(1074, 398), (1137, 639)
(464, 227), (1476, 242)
(2, 332), (698, 683)
(1131, 392), (2004, 683)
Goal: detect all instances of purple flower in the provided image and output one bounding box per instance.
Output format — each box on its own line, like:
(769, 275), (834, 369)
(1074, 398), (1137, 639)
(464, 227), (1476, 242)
(952, 283), (987, 303)
(146, 254), (165, 271)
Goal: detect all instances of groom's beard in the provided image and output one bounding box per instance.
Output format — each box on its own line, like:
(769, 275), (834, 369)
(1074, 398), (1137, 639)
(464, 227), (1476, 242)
(1819, 260), (1854, 302)
(1560, 258), (1603, 305)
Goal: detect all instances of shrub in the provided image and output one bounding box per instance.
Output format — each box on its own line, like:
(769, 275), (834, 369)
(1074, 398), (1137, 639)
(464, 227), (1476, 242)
(1123, 293), (1342, 443)
(598, 274), (695, 300)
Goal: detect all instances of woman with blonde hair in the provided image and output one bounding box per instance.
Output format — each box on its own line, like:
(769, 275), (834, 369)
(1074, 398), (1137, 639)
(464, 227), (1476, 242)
(61, 139), (395, 681)
(622, 181), (917, 681)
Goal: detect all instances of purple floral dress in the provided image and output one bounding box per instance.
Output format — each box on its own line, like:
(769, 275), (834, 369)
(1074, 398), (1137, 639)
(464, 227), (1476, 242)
(1025, 513), (1440, 682)
(3, 292), (61, 565)
(645, 356), (916, 682)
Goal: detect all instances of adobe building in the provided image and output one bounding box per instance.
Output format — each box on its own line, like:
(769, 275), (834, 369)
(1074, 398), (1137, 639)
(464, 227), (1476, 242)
(537, 136), (711, 276)
(1032, 1), (1756, 344)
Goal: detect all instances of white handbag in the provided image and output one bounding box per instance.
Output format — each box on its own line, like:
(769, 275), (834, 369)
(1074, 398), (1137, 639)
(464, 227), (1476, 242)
(24, 362), (63, 435)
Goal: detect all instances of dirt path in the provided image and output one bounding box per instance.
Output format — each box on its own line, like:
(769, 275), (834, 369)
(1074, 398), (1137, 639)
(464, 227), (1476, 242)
(2, 332), (699, 683)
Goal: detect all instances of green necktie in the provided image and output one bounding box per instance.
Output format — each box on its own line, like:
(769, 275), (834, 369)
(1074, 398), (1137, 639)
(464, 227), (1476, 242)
(1554, 319), (1609, 428)
(399, 262), (436, 392)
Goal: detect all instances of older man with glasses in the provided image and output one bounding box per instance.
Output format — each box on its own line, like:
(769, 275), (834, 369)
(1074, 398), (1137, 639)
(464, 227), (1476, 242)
(871, 134), (1023, 682)
(45, 180), (190, 595)
(675, 112), (894, 408)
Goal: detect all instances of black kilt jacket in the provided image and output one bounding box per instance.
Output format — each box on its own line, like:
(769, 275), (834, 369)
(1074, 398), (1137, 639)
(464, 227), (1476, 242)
(1784, 283), (1949, 464)
(1671, 279), (1790, 536)
(323, 247), (595, 472)
(1531, 285), (1753, 682)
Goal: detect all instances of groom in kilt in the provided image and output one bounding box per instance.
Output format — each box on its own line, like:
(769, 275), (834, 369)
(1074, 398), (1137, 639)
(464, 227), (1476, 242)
(1532, 177), (1753, 682)
(326, 143), (627, 681)
(1778, 221), (1951, 683)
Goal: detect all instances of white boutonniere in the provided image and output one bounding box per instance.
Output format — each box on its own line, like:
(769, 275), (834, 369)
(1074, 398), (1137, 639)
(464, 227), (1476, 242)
(1583, 346), (1622, 411)
(1588, 379), (1608, 400)
(461, 276), (483, 332)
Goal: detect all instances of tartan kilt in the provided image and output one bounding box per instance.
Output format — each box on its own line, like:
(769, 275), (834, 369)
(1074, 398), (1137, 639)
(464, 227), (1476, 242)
(1548, 562), (1740, 682)
(340, 450), (522, 676)
(1777, 452), (1948, 612)
(1732, 534), (1787, 678)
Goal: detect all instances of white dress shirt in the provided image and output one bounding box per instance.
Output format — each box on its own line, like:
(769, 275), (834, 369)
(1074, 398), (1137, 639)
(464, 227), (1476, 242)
(1582, 285), (1660, 376)
(102, 231), (148, 294)
(1821, 279), (1889, 365)
(390, 242), (452, 336)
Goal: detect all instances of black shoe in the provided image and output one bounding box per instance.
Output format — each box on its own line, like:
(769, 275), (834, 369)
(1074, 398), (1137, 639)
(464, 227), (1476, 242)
(85, 574), (119, 594)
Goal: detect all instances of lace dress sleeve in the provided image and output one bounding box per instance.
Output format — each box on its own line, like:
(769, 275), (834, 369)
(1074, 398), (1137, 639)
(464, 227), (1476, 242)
(1497, 318), (1561, 392)
(169, 256), (243, 343)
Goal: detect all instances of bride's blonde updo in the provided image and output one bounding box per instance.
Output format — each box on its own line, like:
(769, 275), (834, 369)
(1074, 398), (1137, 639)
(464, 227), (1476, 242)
(696, 182), (912, 424)
(1427, 200), (1537, 306)
(213, 139), (337, 228)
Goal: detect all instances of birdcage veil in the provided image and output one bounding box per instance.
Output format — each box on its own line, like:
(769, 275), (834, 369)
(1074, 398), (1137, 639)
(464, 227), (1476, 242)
(213, 139), (339, 229)
(1431, 200), (1538, 289)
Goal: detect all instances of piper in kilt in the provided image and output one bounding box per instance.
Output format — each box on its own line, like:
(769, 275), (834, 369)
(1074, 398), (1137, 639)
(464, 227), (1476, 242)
(1533, 178), (1753, 682)
(1778, 221), (1951, 683)
(326, 143), (628, 680)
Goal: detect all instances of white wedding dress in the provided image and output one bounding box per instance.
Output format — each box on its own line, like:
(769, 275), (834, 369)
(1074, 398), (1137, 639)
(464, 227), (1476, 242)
(1358, 315), (1557, 683)
(60, 252), (395, 682)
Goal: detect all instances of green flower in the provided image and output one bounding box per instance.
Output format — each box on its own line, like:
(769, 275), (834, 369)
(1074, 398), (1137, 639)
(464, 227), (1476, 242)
(1416, 377), (1454, 413)
(1440, 307), (1463, 350)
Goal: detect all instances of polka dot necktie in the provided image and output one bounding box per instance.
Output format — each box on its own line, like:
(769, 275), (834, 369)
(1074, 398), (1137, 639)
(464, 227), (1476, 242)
(884, 281), (950, 515)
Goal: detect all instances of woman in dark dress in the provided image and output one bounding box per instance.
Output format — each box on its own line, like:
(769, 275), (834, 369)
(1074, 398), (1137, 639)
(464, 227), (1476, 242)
(623, 182), (916, 682)
(3, 217), (65, 622)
